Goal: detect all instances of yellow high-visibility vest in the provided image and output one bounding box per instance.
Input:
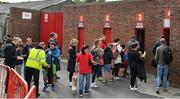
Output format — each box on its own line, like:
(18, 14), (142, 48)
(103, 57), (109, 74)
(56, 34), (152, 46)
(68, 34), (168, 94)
(26, 48), (48, 70)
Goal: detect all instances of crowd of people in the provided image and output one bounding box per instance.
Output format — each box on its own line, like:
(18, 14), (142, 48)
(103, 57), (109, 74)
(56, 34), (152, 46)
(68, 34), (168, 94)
(67, 35), (148, 97)
(0, 33), (172, 97)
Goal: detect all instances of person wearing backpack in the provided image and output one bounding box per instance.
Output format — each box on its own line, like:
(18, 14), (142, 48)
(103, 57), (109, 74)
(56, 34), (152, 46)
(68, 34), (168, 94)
(155, 38), (172, 94)
(112, 38), (122, 80)
(90, 39), (101, 88)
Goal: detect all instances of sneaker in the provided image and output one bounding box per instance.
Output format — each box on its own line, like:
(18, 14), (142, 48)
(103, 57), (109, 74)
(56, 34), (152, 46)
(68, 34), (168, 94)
(94, 83), (98, 88)
(52, 85), (56, 91)
(85, 91), (91, 95)
(114, 77), (120, 80)
(129, 85), (134, 90)
(69, 82), (72, 87)
(91, 83), (95, 88)
(133, 87), (138, 90)
(156, 91), (160, 94)
(42, 86), (48, 92)
(79, 93), (83, 97)
(56, 75), (60, 79)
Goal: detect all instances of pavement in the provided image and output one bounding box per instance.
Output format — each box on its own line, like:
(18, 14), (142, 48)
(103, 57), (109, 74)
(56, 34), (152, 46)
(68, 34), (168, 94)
(38, 59), (158, 98)
(2, 58), (179, 98)
(61, 59), (180, 98)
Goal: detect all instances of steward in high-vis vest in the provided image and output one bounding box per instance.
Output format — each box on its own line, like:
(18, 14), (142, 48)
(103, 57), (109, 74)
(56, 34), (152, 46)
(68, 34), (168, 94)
(25, 42), (48, 97)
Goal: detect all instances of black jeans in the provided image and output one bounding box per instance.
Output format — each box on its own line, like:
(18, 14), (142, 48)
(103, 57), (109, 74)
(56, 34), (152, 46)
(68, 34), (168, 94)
(69, 72), (74, 82)
(130, 66), (138, 88)
(112, 63), (121, 76)
(97, 65), (103, 78)
(25, 67), (40, 97)
(92, 64), (100, 83)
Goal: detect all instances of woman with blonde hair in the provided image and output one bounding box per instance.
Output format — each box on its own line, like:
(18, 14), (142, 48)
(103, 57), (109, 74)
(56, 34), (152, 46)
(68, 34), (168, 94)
(67, 39), (78, 87)
(15, 37), (24, 75)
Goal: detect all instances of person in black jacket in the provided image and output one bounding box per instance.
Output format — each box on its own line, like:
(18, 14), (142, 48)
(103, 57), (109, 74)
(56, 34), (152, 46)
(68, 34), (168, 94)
(22, 38), (32, 63)
(103, 44), (113, 83)
(22, 38), (32, 77)
(4, 37), (22, 68)
(67, 39), (78, 87)
(128, 43), (140, 91)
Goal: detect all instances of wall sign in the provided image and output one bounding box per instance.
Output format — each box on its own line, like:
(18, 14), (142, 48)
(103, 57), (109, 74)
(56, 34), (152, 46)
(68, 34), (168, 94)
(44, 14), (48, 22)
(164, 8), (170, 28)
(22, 12), (32, 19)
(136, 13), (144, 28)
(164, 19), (170, 28)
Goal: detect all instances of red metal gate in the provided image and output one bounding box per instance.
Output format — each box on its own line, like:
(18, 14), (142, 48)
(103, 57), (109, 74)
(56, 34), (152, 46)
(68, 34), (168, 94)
(40, 12), (63, 50)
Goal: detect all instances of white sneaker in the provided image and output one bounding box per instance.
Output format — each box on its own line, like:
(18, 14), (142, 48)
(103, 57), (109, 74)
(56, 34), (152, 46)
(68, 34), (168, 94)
(69, 82), (72, 87)
(114, 77), (120, 80)
(94, 83), (98, 88)
(129, 85), (138, 91)
(91, 83), (95, 88)
(129, 85), (134, 90)
(133, 87), (138, 90)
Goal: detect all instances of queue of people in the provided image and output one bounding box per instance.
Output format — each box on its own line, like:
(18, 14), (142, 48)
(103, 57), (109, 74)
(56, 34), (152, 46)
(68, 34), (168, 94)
(0, 33), (173, 97)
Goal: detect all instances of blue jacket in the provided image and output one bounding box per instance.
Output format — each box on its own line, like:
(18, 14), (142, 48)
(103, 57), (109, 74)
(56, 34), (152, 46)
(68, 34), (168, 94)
(45, 47), (61, 70)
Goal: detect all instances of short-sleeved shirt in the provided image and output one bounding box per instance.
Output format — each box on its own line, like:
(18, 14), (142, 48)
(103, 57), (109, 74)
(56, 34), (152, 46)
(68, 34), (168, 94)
(76, 52), (93, 74)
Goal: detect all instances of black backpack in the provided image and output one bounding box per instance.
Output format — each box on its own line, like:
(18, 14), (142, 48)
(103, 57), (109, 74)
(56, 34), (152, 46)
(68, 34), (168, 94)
(163, 47), (173, 65)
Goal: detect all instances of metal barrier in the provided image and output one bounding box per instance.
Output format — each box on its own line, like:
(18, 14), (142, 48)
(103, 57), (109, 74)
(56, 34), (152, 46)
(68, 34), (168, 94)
(7, 69), (28, 98)
(0, 64), (10, 98)
(25, 85), (36, 99)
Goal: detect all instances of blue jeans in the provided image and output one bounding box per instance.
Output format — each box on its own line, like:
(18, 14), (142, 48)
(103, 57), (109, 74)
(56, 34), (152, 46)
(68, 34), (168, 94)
(79, 74), (91, 94)
(156, 64), (169, 91)
(103, 64), (111, 72)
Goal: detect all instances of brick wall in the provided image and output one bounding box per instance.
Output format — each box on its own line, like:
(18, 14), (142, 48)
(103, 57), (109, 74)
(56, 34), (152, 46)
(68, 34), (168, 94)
(169, 0), (180, 87)
(9, 7), (40, 43)
(63, 0), (180, 87)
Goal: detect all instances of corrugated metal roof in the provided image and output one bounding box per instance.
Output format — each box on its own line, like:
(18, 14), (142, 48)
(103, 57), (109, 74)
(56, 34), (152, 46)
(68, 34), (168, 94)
(0, 0), (67, 14)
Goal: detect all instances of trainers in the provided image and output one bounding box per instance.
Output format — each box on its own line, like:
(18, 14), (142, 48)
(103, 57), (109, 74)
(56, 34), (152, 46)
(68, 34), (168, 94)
(79, 93), (83, 97)
(42, 86), (48, 92)
(129, 85), (135, 91)
(85, 91), (91, 95)
(91, 83), (98, 88)
(69, 82), (72, 87)
(52, 85), (56, 91)
(94, 83), (98, 88)
(91, 83), (95, 88)
(133, 87), (138, 90)
(56, 75), (60, 79)
(114, 77), (120, 80)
